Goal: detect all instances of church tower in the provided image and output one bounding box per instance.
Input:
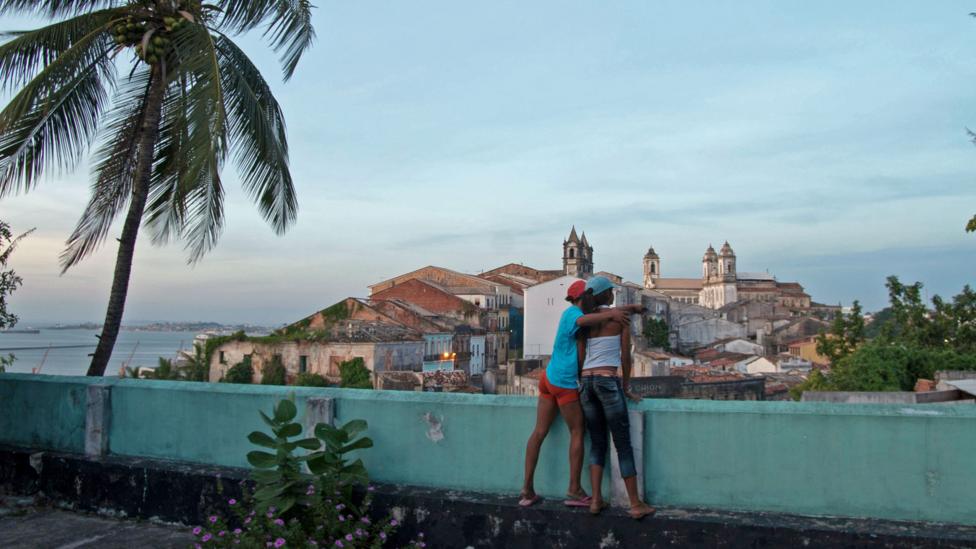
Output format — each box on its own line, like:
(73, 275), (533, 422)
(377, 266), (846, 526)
(719, 241), (736, 282)
(643, 246), (660, 289)
(701, 244), (718, 282)
(563, 226), (593, 276)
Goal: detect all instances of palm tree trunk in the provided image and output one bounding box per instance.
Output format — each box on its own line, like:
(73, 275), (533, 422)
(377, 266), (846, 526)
(87, 65), (166, 377)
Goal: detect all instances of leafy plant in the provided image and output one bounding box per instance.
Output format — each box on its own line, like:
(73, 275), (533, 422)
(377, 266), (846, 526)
(339, 358), (372, 389)
(246, 398), (319, 515)
(642, 317), (670, 350)
(0, 221), (31, 370)
(194, 398), (426, 548)
(261, 355), (287, 385)
(295, 372), (330, 387)
(223, 356), (254, 384)
(308, 420), (374, 506)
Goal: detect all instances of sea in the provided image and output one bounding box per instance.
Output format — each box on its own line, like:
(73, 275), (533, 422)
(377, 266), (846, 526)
(0, 328), (200, 376)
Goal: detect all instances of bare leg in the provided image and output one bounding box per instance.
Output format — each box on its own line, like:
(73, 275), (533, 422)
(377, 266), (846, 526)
(589, 464), (607, 515)
(522, 396), (559, 499)
(623, 475), (654, 517)
(559, 400), (587, 498)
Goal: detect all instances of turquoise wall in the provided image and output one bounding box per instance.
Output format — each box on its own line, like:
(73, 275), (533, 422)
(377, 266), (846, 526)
(0, 375), (90, 453)
(2, 373), (975, 525)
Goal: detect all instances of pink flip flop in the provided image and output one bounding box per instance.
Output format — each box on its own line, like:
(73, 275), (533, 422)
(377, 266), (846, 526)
(563, 495), (592, 507)
(518, 494), (541, 507)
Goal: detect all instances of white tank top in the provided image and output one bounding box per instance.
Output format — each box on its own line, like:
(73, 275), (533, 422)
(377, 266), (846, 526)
(582, 335), (622, 370)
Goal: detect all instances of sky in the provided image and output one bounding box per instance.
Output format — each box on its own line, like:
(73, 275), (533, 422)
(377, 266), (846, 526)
(2, 1), (975, 325)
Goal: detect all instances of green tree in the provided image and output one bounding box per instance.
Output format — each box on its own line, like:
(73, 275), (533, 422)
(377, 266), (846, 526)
(795, 279), (976, 398)
(180, 343), (209, 382)
(815, 300), (865, 365)
(0, 221), (31, 372)
(0, 1), (315, 377)
(260, 355), (287, 385)
(642, 317), (670, 350)
(223, 355), (254, 384)
(339, 357), (371, 389)
(294, 372), (329, 387)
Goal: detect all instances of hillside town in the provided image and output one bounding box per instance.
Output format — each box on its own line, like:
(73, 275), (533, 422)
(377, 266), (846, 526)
(201, 227), (850, 400)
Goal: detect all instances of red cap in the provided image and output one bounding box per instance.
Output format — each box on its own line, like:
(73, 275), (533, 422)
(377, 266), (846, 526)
(566, 280), (586, 300)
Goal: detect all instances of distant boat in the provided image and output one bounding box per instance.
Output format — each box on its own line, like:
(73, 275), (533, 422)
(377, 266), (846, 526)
(0, 328), (40, 334)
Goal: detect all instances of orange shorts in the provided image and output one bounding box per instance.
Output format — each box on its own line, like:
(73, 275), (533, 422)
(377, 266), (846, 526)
(539, 370), (579, 406)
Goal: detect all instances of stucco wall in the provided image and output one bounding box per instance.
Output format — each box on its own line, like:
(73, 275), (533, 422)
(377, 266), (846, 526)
(209, 339), (423, 382)
(3, 374), (976, 526)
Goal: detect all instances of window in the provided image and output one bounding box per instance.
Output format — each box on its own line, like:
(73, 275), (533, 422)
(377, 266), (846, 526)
(219, 351), (226, 364)
(299, 355), (308, 373)
(569, 248), (575, 259)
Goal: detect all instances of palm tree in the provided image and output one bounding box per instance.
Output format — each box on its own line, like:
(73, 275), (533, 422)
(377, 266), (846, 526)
(0, 1), (314, 375)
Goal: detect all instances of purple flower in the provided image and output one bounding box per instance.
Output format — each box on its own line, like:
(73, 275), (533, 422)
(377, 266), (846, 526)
(218, 530), (226, 537)
(418, 543), (426, 548)
(250, 510), (256, 517)
(209, 515), (218, 524)
(338, 515), (345, 522)
(274, 518), (285, 526)
(202, 534), (213, 542)
(367, 485), (376, 492)
(274, 538), (286, 548)
(418, 533), (425, 538)
(335, 504), (344, 510)
(335, 542), (344, 548)
(195, 545), (202, 549)
(228, 498), (237, 505)
(267, 512), (274, 518)
(379, 532), (387, 540)
(390, 519), (398, 526)
(269, 506), (277, 513)
(360, 517), (371, 524)
(345, 534), (353, 541)
(309, 542), (317, 546)
(244, 517), (252, 525)
(192, 527), (202, 536)
(355, 529), (363, 537)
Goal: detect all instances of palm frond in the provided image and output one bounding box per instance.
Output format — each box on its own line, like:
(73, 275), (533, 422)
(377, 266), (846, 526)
(148, 21), (228, 262)
(213, 0), (315, 80)
(0, 23), (115, 197)
(60, 68), (153, 271)
(0, 8), (122, 92)
(0, 1), (120, 18)
(215, 33), (296, 235)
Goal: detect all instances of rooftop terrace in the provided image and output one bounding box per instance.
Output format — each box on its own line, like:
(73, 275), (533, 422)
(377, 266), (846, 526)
(1, 374), (975, 546)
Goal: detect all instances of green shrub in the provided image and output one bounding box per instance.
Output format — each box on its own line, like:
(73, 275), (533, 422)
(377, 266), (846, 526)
(261, 355), (287, 385)
(190, 399), (426, 547)
(339, 357), (371, 389)
(294, 372), (329, 387)
(223, 356), (254, 384)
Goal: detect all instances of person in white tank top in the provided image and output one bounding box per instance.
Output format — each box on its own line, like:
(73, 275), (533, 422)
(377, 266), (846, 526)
(577, 276), (655, 520)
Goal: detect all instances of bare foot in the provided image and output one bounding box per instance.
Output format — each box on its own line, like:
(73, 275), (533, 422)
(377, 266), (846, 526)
(589, 499), (608, 515)
(629, 502), (656, 520)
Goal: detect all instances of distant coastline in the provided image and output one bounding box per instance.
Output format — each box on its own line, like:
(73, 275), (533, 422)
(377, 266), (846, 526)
(44, 322), (278, 333)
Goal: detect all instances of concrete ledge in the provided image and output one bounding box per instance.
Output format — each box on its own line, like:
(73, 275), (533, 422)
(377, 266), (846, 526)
(1, 447), (974, 548)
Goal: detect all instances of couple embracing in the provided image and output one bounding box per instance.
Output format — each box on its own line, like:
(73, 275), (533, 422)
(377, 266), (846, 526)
(519, 276), (655, 519)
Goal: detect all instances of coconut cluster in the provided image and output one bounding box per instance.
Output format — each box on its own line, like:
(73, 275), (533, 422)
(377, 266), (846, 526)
(111, 14), (189, 65)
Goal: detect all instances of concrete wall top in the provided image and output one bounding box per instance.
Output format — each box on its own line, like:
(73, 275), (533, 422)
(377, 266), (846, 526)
(2, 373), (975, 526)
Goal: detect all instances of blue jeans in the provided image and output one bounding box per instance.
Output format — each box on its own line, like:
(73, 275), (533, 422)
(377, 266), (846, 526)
(579, 376), (637, 479)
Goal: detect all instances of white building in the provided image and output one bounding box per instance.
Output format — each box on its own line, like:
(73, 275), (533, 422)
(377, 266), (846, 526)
(523, 275), (583, 358)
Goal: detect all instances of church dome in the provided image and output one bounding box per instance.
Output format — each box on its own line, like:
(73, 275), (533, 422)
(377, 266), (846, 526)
(703, 245), (717, 260)
(644, 246), (658, 259)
